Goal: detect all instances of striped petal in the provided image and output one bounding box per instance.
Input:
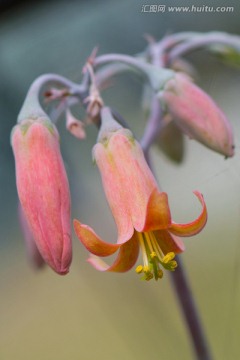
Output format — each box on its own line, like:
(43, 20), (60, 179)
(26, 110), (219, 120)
(87, 232), (139, 272)
(73, 219), (119, 257)
(169, 191), (207, 237)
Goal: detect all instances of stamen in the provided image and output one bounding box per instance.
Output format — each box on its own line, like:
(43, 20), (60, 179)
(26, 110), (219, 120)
(138, 233), (149, 267)
(150, 251), (157, 259)
(144, 272), (154, 281)
(135, 265), (143, 274)
(149, 232), (164, 258)
(161, 259), (178, 271)
(144, 233), (154, 254)
(170, 260), (177, 269)
(143, 265), (150, 273)
(136, 231), (178, 281)
(162, 252), (175, 263)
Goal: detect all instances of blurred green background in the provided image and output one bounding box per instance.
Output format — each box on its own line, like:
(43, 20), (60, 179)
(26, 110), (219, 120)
(1, 0), (240, 359)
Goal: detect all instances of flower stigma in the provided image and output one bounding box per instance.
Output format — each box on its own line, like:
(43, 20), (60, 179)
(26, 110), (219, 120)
(135, 232), (177, 281)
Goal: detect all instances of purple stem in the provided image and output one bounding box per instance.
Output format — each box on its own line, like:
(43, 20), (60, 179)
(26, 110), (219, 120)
(170, 257), (213, 360)
(93, 53), (174, 92)
(167, 31), (240, 65)
(140, 96), (165, 153)
(18, 73), (87, 123)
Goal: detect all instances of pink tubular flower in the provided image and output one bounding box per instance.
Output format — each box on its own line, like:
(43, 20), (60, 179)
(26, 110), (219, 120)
(158, 73), (234, 157)
(74, 108), (207, 281)
(11, 118), (72, 275)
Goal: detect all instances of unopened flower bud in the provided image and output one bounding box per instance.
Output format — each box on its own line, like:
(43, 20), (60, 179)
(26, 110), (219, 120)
(158, 73), (234, 157)
(11, 118), (72, 275)
(66, 109), (86, 139)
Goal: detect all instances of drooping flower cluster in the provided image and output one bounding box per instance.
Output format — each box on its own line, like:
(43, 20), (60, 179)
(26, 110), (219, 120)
(10, 31), (240, 280)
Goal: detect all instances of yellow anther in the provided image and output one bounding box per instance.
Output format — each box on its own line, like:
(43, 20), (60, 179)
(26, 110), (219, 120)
(169, 260), (177, 269)
(150, 251), (157, 259)
(135, 265), (143, 274)
(141, 265), (154, 281)
(162, 252), (175, 264)
(143, 265), (150, 273)
(136, 232), (179, 281)
(145, 273), (154, 281)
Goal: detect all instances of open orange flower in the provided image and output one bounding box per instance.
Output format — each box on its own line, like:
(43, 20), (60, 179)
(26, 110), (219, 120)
(74, 108), (207, 281)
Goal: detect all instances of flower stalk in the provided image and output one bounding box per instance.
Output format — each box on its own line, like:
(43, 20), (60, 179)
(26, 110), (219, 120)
(166, 31), (240, 64)
(170, 257), (213, 360)
(17, 73), (87, 124)
(93, 53), (174, 92)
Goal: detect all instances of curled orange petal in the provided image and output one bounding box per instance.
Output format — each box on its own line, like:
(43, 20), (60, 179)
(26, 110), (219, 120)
(88, 232), (139, 272)
(169, 191), (207, 237)
(73, 219), (119, 257)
